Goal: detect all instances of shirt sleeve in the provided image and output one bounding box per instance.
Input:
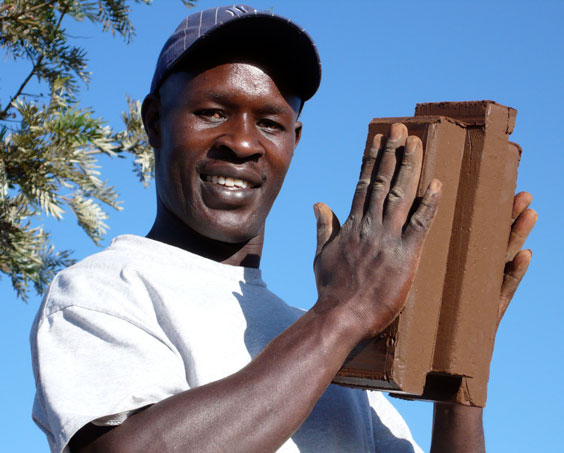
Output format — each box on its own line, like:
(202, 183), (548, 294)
(31, 305), (188, 453)
(366, 391), (424, 453)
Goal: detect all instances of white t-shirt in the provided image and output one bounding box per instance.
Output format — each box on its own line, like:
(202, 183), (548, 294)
(30, 234), (422, 453)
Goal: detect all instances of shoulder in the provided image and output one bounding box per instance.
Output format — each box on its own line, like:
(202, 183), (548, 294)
(35, 235), (166, 327)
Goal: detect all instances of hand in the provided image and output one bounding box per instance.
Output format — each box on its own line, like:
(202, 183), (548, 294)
(430, 194), (537, 453)
(312, 123), (442, 339)
(496, 191), (537, 327)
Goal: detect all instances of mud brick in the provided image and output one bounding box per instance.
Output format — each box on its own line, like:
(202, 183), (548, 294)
(333, 116), (467, 395)
(415, 101), (520, 406)
(333, 101), (521, 407)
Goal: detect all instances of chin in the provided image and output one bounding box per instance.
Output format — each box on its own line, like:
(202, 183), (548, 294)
(200, 223), (261, 244)
(190, 211), (263, 245)
(210, 231), (255, 244)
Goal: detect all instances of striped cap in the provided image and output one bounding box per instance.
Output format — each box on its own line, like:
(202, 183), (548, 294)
(150, 5), (321, 101)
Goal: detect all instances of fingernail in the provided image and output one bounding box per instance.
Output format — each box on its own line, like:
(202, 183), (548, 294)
(430, 179), (442, 193)
(389, 123), (403, 141)
(405, 136), (421, 154)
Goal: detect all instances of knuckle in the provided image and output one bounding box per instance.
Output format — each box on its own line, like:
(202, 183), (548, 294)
(361, 155), (377, 167)
(359, 217), (373, 238)
(505, 272), (521, 284)
(385, 141), (399, 153)
(409, 213), (429, 232)
(355, 178), (370, 192)
(420, 196), (438, 211)
(387, 186), (405, 203)
(348, 214), (359, 225)
(371, 174), (390, 192)
(400, 159), (415, 171)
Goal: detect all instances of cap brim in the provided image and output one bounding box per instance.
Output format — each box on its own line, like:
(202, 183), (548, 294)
(158, 13), (321, 101)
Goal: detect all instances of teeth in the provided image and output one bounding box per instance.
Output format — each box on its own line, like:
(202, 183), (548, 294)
(205, 175), (251, 189)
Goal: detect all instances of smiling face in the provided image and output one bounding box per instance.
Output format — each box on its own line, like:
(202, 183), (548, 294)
(145, 62), (302, 245)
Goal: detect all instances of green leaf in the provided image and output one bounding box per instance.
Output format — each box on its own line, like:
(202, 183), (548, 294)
(0, 0), (192, 301)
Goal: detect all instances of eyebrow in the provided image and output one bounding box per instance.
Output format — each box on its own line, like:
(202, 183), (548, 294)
(196, 89), (297, 116)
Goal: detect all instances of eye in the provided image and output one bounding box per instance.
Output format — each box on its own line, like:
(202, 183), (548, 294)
(258, 118), (284, 133)
(196, 109), (226, 122)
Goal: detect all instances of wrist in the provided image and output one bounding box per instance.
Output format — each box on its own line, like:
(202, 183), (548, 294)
(311, 297), (369, 350)
(434, 402), (484, 420)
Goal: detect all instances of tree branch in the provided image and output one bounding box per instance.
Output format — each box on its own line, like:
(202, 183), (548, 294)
(0, 55), (44, 119)
(0, 5), (67, 120)
(0, 1), (56, 22)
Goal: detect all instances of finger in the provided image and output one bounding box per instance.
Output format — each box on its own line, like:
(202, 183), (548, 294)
(506, 208), (537, 262)
(512, 191), (533, 221)
(498, 249), (532, 325)
(403, 179), (442, 252)
(366, 123), (408, 221)
(314, 202), (341, 258)
(349, 133), (384, 220)
(383, 135), (423, 231)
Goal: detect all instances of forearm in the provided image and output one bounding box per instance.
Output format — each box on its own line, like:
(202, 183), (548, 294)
(79, 123), (442, 452)
(430, 403), (485, 453)
(84, 303), (361, 453)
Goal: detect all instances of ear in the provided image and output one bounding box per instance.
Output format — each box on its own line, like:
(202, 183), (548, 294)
(294, 120), (303, 150)
(141, 93), (162, 149)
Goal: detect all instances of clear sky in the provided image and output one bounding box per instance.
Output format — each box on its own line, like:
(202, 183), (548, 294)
(2, 1), (563, 451)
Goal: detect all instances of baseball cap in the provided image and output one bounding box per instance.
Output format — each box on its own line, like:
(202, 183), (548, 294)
(150, 5), (322, 102)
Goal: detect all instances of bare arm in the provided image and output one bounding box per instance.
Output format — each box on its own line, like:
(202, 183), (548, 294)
(72, 123), (440, 452)
(76, 304), (363, 452)
(430, 192), (537, 453)
(431, 405), (485, 453)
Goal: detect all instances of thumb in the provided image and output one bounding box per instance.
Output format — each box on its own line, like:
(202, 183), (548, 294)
(314, 202), (340, 258)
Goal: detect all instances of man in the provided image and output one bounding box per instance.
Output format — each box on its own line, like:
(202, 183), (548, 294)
(30, 5), (536, 452)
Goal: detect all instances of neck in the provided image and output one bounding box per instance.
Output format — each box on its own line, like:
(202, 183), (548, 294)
(146, 199), (263, 268)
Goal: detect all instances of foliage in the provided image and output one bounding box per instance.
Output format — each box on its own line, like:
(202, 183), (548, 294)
(0, 0), (193, 301)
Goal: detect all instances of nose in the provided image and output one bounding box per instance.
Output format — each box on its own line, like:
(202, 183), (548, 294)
(214, 114), (265, 161)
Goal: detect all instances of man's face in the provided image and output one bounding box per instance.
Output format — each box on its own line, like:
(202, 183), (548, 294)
(150, 62), (302, 243)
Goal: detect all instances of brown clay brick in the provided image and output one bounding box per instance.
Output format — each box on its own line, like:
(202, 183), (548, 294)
(333, 101), (521, 407)
(417, 101), (520, 406)
(334, 115), (467, 395)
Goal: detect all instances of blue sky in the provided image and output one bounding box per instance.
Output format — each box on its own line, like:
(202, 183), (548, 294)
(1, 1), (563, 451)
